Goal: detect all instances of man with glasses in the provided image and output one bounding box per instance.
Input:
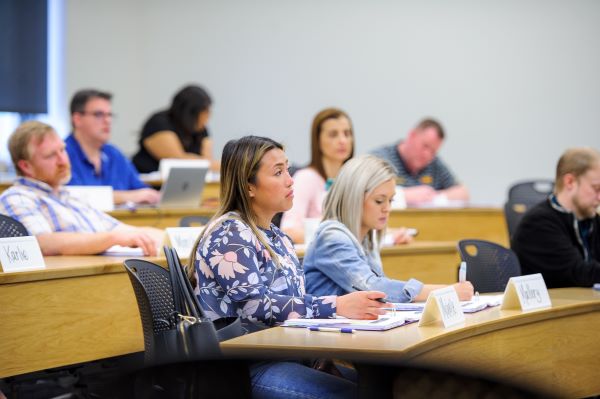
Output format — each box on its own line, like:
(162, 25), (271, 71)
(512, 147), (600, 288)
(66, 89), (160, 205)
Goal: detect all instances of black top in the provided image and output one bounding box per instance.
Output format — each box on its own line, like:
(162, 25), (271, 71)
(511, 197), (600, 288)
(132, 110), (210, 173)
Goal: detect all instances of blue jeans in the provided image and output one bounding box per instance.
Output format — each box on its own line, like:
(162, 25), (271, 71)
(250, 361), (357, 399)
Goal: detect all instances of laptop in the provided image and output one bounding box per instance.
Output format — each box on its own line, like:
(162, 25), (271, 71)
(157, 166), (208, 208)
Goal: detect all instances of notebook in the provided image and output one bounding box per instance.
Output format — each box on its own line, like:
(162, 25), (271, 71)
(282, 314), (407, 331)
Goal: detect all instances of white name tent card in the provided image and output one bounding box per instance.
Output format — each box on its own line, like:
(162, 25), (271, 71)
(165, 227), (205, 258)
(0, 236), (45, 272)
(418, 286), (465, 328)
(501, 273), (551, 311)
(65, 186), (114, 211)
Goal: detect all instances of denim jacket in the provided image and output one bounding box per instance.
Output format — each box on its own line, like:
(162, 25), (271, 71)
(304, 220), (423, 302)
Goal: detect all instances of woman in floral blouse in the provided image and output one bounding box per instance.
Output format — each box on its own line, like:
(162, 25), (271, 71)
(188, 135), (387, 399)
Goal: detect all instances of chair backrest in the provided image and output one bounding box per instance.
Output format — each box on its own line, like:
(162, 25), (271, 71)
(507, 180), (554, 204)
(124, 259), (176, 364)
(0, 214), (29, 237)
(504, 180), (554, 239)
(457, 239), (521, 293)
(179, 215), (210, 227)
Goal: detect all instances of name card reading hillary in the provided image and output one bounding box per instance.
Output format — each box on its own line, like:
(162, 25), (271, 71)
(418, 286), (465, 328)
(0, 236), (45, 273)
(501, 273), (551, 311)
(165, 227), (205, 258)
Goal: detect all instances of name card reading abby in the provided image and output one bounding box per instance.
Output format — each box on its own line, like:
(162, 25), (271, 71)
(0, 236), (45, 273)
(418, 286), (465, 328)
(501, 273), (551, 311)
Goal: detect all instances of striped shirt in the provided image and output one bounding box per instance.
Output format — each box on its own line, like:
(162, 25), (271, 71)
(371, 142), (457, 190)
(0, 177), (120, 235)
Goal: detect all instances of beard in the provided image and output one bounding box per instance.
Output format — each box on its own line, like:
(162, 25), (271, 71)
(572, 194), (597, 219)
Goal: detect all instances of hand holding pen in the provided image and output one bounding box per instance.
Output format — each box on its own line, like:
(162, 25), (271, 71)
(454, 261), (475, 300)
(337, 288), (388, 320)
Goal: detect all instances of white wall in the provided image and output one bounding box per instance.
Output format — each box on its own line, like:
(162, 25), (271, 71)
(65, 0), (600, 205)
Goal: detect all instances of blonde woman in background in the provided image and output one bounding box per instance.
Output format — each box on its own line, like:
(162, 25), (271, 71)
(304, 155), (474, 303)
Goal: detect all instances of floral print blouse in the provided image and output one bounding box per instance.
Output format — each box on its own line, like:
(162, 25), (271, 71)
(193, 212), (337, 333)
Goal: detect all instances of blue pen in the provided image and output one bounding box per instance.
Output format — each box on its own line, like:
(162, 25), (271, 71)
(308, 326), (354, 334)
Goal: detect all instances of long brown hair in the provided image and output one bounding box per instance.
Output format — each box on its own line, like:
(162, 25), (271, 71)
(308, 108), (354, 180)
(188, 135), (284, 277)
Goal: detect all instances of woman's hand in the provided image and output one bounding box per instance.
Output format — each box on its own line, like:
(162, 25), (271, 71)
(452, 281), (474, 300)
(391, 227), (414, 245)
(336, 290), (388, 320)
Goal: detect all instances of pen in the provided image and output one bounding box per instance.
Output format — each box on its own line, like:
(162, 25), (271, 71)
(352, 285), (388, 303)
(308, 326), (354, 334)
(458, 261), (467, 282)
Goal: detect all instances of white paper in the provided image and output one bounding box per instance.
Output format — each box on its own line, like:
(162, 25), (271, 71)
(102, 245), (145, 257)
(283, 314), (406, 331)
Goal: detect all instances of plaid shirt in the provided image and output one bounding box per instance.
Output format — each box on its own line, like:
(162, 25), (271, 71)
(0, 177), (120, 235)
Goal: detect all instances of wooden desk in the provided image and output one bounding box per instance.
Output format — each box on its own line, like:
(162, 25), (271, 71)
(389, 207), (509, 246)
(108, 207), (214, 229)
(0, 242), (457, 378)
(0, 255), (150, 378)
(297, 241), (460, 284)
(221, 288), (600, 398)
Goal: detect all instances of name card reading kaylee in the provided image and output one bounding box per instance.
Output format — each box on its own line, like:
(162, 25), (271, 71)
(165, 227), (205, 258)
(0, 236), (45, 272)
(501, 273), (551, 311)
(418, 286), (465, 328)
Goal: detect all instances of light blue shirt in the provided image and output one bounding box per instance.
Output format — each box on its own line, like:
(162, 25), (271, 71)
(304, 220), (424, 303)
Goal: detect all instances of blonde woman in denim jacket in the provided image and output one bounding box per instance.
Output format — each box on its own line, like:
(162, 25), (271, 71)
(304, 155), (474, 302)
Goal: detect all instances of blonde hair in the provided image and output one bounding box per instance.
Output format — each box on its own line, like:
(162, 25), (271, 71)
(188, 136), (284, 278)
(555, 147), (600, 192)
(8, 121), (56, 176)
(322, 154), (397, 251)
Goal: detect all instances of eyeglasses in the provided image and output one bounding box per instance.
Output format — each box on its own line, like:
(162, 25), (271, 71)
(79, 111), (115, 120)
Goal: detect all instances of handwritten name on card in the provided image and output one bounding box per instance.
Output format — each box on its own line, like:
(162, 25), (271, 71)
(418, 286), (465, 328)
(165, 227), (205, 258)
(501, 273), (551, 311)
(0, 236), (45, 272)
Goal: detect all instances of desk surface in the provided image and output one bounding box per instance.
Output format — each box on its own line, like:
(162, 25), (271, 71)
(221, 287), (600, 397)
(6, 256), (598, 397)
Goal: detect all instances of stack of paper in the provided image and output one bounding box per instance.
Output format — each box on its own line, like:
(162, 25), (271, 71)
(282, 314), (407, 331)
(390, 294), (504, 314)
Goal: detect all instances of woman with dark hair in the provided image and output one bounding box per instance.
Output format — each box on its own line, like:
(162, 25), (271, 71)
(132, 84), (218, 173)
(187, 135), (387, 398)
(280, 108), (354, 243)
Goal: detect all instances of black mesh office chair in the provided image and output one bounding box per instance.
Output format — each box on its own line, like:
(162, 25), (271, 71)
(124, 257), (250, 397)
(0, 214), (29, 237)
(504, 180), (554, 238)
(457, 239), (521, 293)
(123, 259), (181, 365)
(179, 215), (210, 227)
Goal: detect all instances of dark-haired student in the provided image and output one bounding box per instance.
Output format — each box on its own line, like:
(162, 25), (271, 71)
(132, 84), (219, 172)
(280, 108), (354, 244)
(304, 155), (474, 302)
(187, 135), (387, 399)
(66, 88), (160, 205)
